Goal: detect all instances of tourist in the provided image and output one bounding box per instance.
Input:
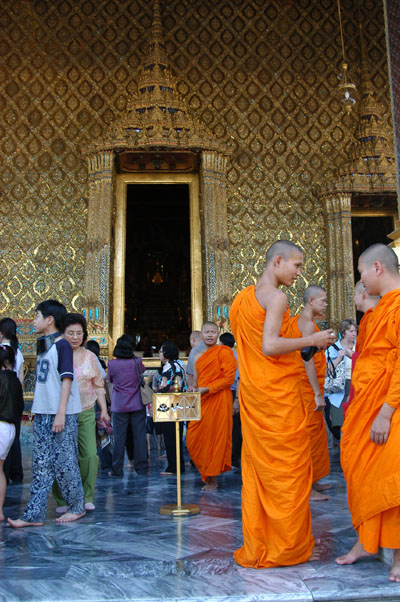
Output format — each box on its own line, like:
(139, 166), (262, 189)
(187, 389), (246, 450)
(107, 336), (148, 476)
(186, 330), (206, 389)
(53, 313), (110, 512)
(152, 340), (186, 475)
(324, 318), (356, 443)
(0, 345), (24, 521)
(0, 317), (24, 484)
(8, 299), (85, 527)
(219, 332), (241, 469)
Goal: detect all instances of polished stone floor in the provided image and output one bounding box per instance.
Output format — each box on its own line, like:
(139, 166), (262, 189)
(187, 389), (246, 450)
(2, 438), (400, 602)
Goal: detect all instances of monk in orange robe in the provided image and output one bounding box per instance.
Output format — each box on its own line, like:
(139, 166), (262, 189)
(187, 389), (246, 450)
(230, 240), (335, 568)
(186, 321), (237, 491)
(336, 243), (400, 582)
(342, 281), (379, 415)
(288, 285), (330, 501)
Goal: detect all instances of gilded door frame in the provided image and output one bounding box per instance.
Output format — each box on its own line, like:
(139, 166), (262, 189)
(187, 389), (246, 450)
(112, 172), (202, 345)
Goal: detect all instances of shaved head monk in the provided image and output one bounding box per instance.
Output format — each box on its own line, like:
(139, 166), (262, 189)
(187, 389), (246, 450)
(186, 321), (237, 491)
(337, 243), (400, 581)
(342, 281), (380, 417)
(288, 285), (331, 501)
(353, 281), (379, 353)
(230, 240), (335, 567)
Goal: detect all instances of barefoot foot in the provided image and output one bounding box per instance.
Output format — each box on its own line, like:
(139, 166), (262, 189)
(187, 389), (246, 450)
(310, 488), (331, 501)
(0, 513), (4, 522)
(56, 505), (69, 515)
(7, 518), (44, 528)
(309, 537), (324, 561)
(201, 476), (218, 491)
(313, 482), (332, 492)
(389, 549), (400, 582)
(56, 511), (86, 523)
(335, 540), (375, 565)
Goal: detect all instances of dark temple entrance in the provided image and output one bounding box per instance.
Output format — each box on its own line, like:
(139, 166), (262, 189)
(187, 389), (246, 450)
(124, 184), (191, 356)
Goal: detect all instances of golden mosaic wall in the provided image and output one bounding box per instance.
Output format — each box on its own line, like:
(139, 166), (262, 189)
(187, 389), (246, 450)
(0, 0), (392, 331)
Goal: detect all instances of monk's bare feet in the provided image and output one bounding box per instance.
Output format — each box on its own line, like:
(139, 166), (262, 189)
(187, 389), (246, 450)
(310, 488), (331, 501)
(313, 482), (332, 492)
(335, 539), (374, 565)
(389, 550), (400, 582)
(309, 537), (324, 561)
(201, 476), (218, 491)
(7, 518), (44, 528)
(56, 511), (86, 523)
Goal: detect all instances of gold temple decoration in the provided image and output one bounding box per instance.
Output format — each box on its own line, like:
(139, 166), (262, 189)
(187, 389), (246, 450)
(321, 21), (398, 325)
(336, 0), (356, 114)
(153, 379), (201, 516)
(83, 0), (232, 346)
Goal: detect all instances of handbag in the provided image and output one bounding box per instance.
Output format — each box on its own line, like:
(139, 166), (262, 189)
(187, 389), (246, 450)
(324, 345), (346, 395)
(134, 358), (153, 406)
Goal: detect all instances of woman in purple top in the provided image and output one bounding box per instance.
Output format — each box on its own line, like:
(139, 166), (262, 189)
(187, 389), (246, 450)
(107, 336), (148, 476)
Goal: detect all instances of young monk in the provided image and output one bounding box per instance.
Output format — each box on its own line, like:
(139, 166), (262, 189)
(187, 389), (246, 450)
(353, 280), (380, 352)
(186, 322), (236, 491)
(287, 285), (331, 501)
(230, 240), (335, 568)
(336, 243), (400, 582)
(342, 281), (379, 415)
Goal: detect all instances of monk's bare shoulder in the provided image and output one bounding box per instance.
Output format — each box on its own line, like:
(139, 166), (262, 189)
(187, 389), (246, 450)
(255, 281), (287, 311)
(297, 313), (315, 336)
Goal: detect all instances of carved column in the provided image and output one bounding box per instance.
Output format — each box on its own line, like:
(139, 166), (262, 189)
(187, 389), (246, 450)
(83, 151), (115, 341)
(200, 151), (231, 324)
(322, 192), (354, 327)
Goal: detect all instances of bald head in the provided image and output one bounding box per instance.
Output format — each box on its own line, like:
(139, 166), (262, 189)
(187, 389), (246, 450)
(354, 280), (380, 313)
(265, 240), (303, 265)
(190, 330), (202, 348)
(303, 285), (326, 305)
(359, 244), (399, 275)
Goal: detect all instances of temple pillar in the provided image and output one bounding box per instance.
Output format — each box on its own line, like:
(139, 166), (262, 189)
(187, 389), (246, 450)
(200, 151), (231, 325)
(83, 151), (115, 342)
(322, 192), (354, 327)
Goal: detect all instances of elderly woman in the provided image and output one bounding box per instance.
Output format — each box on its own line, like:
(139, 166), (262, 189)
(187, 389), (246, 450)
(325, 318), (357, 443)
(53, 313), (110, 512)
(152, 340), (186, 476)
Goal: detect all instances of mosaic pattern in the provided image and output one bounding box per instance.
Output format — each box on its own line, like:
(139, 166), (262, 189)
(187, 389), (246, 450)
(0, 0), (392, 329)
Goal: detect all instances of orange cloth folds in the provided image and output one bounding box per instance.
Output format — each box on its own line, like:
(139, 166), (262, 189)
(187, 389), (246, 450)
(287, 316), (330, 483)
(230, 286), (313, 568)
(341, 289), (400, 552)
(343, 307), (374, 415)
(186, 345), (236, 482)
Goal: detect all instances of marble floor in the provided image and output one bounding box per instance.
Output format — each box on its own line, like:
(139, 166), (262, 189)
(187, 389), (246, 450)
(2, 440), (400, 602)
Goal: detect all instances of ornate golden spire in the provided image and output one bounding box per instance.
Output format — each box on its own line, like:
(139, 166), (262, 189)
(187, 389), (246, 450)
(324, 23), (397, 194)
(87, 0), (225, 154)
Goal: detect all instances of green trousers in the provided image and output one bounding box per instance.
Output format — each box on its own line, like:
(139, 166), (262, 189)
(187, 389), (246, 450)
(53, 407), (99, 505)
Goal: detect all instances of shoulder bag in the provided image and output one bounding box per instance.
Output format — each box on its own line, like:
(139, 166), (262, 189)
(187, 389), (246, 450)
(324, 344), (346, 395)
(134, 358), (153, 406)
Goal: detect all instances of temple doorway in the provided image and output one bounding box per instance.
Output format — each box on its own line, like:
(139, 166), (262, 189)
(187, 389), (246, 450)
(351, 196), (397, 321)
(124, 184), (191, 354)
(112, 172), (202, 355)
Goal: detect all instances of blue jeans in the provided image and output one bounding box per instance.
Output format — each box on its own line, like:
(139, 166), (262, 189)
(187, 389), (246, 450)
(23, 414), (84, 522)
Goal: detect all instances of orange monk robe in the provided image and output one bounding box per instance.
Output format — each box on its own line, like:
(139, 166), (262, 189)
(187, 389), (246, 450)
(287, 316), (330, 483)
(186, 345), (236, 482)
(230, 286), (313, 568)
(343, 307), (374, 415)
(341, 290), (400, 553)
